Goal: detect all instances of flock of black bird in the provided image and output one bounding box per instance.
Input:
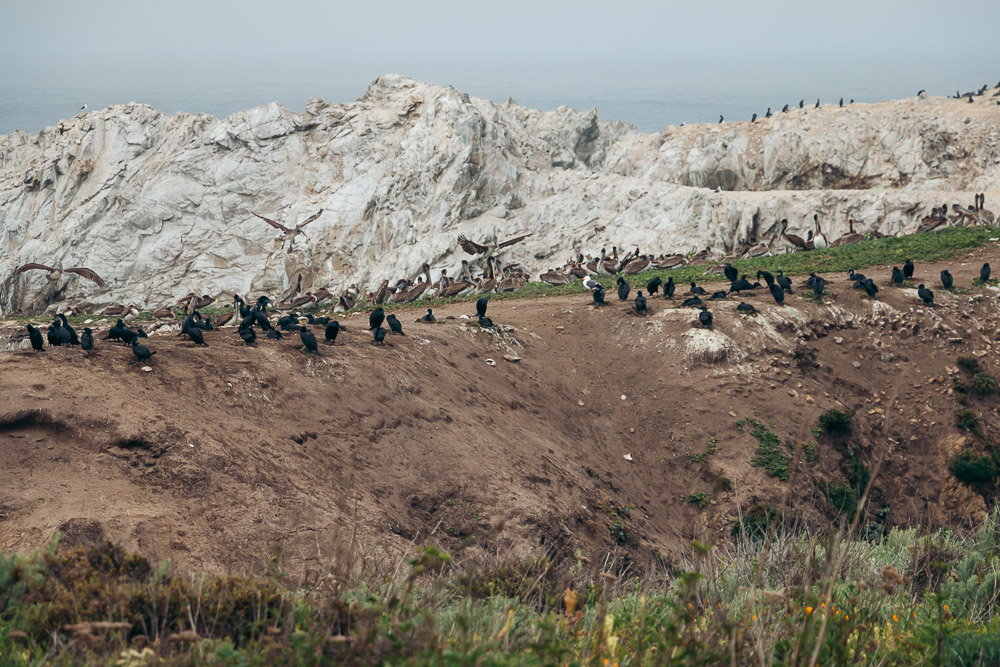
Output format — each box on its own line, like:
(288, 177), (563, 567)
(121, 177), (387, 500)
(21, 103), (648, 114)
(588, 259), (993, 329)
(21, 291), (500, 362)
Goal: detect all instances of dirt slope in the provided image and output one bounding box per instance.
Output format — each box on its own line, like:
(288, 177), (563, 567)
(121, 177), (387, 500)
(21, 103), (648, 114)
(2, 249), (1000, 578)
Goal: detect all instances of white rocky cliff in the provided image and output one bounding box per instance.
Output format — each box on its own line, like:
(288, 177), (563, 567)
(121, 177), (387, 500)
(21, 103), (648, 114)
(1, 74), (998, 313)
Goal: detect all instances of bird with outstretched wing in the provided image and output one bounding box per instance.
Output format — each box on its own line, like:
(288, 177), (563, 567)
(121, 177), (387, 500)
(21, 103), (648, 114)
(252, 209), (323, 239)
(12, 263), (106, 287)
(457, 232), (532, 257)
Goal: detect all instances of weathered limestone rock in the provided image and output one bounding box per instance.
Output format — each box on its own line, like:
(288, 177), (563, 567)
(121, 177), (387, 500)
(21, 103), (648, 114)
(1, 74), (998, 313)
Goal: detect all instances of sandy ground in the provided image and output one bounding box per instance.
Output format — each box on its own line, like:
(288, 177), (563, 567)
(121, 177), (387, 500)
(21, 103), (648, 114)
(2, 248), (1000, 579)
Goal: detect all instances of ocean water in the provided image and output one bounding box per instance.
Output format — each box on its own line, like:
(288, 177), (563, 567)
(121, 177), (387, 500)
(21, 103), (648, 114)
(1, 59), (997, 137)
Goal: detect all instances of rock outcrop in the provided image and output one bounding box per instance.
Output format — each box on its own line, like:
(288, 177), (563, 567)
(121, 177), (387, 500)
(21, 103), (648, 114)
(1, 74), (999, 313)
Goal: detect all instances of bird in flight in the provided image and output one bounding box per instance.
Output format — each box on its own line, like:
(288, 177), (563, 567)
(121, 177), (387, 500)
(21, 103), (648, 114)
(457, 232), (532, 258)
(12, 263), (105, 287)
(251, 209), (323, 242)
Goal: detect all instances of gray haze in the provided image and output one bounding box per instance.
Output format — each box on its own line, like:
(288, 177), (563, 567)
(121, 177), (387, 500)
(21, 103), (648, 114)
(1, 0), (998, 134)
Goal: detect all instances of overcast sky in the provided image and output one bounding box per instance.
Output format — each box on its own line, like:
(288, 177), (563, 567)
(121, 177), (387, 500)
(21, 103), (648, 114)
(1, 1), (997, 134)
(4, 0), (998, 68)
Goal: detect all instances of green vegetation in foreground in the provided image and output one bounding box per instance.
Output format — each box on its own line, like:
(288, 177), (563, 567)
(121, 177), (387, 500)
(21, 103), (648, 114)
(8, 225), (999, 326)
(3, 515), (1000, 664)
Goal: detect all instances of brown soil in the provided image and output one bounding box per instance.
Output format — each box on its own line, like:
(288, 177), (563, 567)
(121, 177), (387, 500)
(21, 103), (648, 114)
(2, 249), (999, 579)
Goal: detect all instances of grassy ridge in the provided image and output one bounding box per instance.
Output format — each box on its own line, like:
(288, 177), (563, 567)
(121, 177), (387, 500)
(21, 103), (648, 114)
(2, 516), (1000, 664)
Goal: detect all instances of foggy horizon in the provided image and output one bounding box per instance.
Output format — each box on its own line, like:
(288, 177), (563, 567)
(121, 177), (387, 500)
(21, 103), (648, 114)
(2, 0), (997, 134)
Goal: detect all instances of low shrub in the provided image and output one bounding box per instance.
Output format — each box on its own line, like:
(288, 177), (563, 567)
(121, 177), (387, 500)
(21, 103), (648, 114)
(949, 451), (998, 485)
(819, 409), (853, 435)
(958, 356), (980, 373)
(955, 408), (980, 432)
(686, 492), (708, 508)
(748, 420), (791, 481)
(973, 372), (996, 395)
(731, 504), (780, 541)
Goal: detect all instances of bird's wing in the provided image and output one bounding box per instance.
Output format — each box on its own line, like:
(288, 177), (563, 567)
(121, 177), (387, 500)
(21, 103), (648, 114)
(65, 267), (106, 287)
(251, 211), (292, 233)
(498, 233), (532, 249)
(296, 209), (323, 229)
(458, 235), (488, 255)
(13, 262), (56, 277)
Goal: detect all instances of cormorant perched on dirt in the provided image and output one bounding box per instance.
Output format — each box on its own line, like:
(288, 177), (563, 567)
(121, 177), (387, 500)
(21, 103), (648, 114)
(593, 285), (606, 308)
(81, 328), (94, 356)
(48, 320), (71, 346)
(751, 113), (757, 122)
(708, 290), (727, 300)
(729, 276), (754, 293)
(325, 321), (341, 343)
(300, 327), (319, 354)
(782, 104), (789, 112)
(719, 115), (724, 123)
(863, 278), (879, 299)
(373, 326), (387, 345)
(848, 269), (866, 284)
(131, 339), (155, 362)
(723, 263), (738, 282)
(635, 291), (647, 314)
(776, 270), (793, 293)
(58, 314), (79, 345)
(891, 266), (904, 287)
(278, 313), (301, 331)
(369, 307), (385, 330)
(981, 263), (992, 284)
(476, 297), (489, 319)
(941, 269), (954, 290)
(769, 282), (785, 305)
(839, 97), (844, 107)
(799, 100), (804, 108)
(903, 259), (914, 279)
(815, 99), (820, 108)
(251, 302), (272, 330)
(266, 328), (284, 340)
(681, 295), (703, 307)
(646, 276), (662, 295)
(306, 313), (331, 326)
(26, 324), (44, 351)
(136, 328), (148, 338)
(187, 323), (207, 346)
(918, 284), (935, 305)
(737, 302), (758, 315)
(617, 277), (630, 301)
(756, 270), (775, 287)
(478, 315), (495, 328)
(181, 311), (201, 337)
(698, 306), (713, 329)
(765, 107), (772, 118)
(664, 277), (676, 298)
(238, 322), (257, 347)
(689, 282), (707, 295)
(812, 275), (827, 298)
(105, 319), (126, 342)
(387, 314), (404, 335)
(420, 309), (435, 323)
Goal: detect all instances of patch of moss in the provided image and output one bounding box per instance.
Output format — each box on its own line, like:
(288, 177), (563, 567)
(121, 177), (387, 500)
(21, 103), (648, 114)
(748, 419), (791, 481)
(686, 493), (708, 508)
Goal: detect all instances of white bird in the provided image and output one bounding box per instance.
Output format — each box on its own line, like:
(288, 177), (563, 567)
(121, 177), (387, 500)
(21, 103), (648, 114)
(80, 104), (87, 111)
(582, 277), (601, 290)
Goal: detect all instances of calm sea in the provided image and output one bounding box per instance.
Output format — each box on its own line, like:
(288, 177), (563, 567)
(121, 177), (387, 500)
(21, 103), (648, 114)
(1, 59), (996, 137)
